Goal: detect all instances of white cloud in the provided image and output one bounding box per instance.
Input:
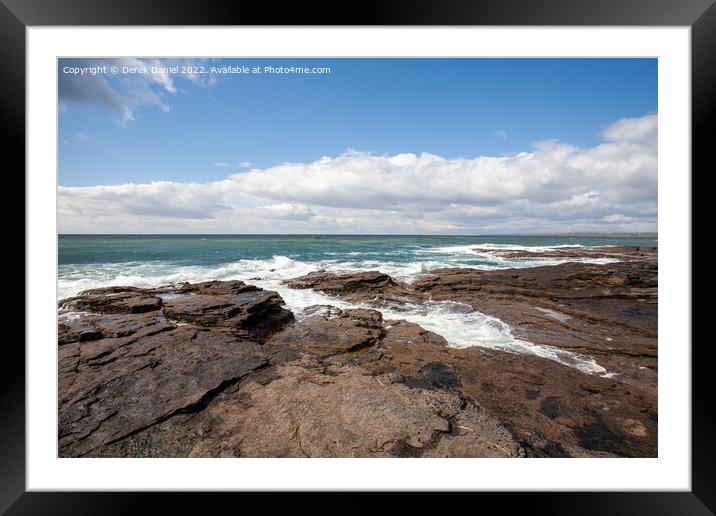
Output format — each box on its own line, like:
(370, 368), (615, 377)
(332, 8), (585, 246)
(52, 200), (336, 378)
(603, 214), (632, 223)
(602, 112), (657, 143)
(58, 113), (658, 234)
(495, 129), (508, 140)
(59, 58), (216, 124)
(259, 203), (316, 221)
(213, 162), (231, 167)
(238, 162), (255, 168)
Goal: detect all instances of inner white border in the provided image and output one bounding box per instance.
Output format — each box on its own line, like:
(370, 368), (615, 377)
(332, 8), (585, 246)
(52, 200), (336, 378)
(27, 27), (691, 491)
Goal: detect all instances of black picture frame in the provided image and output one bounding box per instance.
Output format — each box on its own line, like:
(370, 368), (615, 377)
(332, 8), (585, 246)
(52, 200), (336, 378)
(2, 0), (710, 512)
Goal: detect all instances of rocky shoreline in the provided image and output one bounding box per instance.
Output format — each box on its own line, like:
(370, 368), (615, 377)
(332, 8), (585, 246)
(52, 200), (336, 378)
(57, 246), (657, 458)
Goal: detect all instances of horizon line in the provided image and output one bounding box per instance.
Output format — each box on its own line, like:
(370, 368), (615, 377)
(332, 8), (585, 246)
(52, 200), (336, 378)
(57, 232), (658, 237)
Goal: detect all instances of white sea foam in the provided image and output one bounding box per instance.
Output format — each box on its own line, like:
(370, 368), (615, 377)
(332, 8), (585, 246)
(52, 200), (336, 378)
(474, 243), (585, 251)
(417, 242), (619, 268)
(244, 274), (607, 375)
(58, 254), (609, 376)
(57, 309), (91, 323)
(420, 243), (585, 254)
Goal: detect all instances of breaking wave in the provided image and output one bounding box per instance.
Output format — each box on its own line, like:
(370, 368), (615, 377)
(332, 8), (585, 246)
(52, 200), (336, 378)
(58, 253), (608, 376)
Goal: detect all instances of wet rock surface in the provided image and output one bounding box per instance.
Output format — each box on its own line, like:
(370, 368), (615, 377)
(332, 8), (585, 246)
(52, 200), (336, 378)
(61, 287), (163, 315)
(287, 248), (657, 388)
(161, 281), (294, 341)
(285, 270), (415, 303)
(410, 259), (658, 388)
(59, 289), (527, 458)
(269, 308), (384, 356)
(58, 250), (658, 457)
(358, 320), (655, 457)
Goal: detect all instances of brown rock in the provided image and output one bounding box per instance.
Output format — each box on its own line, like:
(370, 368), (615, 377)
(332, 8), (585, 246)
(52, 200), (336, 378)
(59, 324), (269, 457)
(95, 355), (526, 458)
(411, 261), (658, 386)
(60, 288), (162, 314)
(285, 270), (414, 304)
(162, 289), (293, 341)
(58, 312), (166, 345)
(282, 257), (658, 387)
(470, 245), (657, 262)
(351, 320), (657, 457)
(268, 308), (383, 356)
(58, 280), (297, 457)
(57, 271), (658, 458)
(59, 280), (294, 342)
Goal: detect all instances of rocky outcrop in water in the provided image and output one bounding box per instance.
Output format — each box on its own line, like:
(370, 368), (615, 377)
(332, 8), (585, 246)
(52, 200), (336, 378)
(410, 259), (657, 388)
(470, 244), (657, 262)
(286, 249), (657, 389)
(285, 270), (415, 303)
(473, 245), (658, 261)
(57, 249), (658, 458)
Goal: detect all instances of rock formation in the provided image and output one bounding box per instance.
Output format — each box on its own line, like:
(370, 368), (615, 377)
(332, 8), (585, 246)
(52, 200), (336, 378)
(57, 248), (658, 458)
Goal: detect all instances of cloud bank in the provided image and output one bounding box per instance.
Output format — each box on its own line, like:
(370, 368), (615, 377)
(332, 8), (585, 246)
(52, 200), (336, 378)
(58, 113), (657, 234)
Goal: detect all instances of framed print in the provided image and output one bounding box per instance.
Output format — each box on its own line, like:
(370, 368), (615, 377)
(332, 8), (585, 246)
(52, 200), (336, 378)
(3, 0), (711, 512)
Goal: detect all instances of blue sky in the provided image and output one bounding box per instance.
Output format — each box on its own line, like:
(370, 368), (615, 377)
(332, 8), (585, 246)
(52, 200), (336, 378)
(59, 58), (656, 187)
(58, 58), (657, 234)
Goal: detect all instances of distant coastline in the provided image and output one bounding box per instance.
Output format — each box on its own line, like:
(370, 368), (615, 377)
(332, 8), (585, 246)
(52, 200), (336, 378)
(524, 232), (657, 238)
(58, 232), (658, 237)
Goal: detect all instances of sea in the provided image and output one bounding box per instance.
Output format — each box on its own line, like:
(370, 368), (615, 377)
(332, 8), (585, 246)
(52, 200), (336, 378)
(58, 234), (657, 375)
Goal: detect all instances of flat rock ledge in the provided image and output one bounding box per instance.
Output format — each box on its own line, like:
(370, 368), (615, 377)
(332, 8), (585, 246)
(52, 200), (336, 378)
(58, 270), (656, 458)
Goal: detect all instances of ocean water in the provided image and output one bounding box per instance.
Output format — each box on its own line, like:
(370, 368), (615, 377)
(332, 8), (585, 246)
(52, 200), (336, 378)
(58, 234), (657, 375)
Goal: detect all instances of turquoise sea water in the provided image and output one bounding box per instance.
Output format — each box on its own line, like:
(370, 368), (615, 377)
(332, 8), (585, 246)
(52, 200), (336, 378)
(58, 234), (656, 375)
(59, 234), (656, 295)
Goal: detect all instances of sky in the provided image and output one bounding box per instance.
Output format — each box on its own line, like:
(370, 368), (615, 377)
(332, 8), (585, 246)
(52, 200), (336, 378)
(58, 58), (657, 234)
